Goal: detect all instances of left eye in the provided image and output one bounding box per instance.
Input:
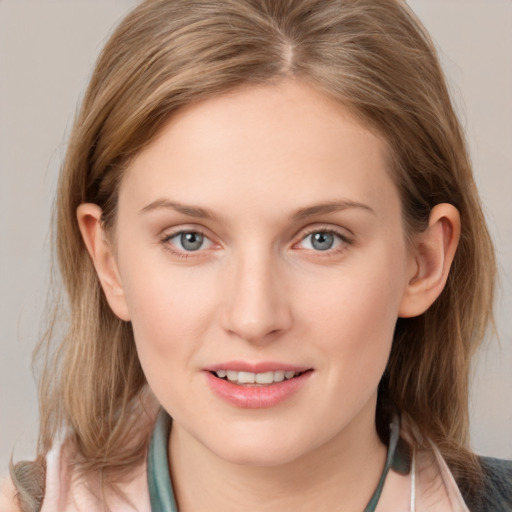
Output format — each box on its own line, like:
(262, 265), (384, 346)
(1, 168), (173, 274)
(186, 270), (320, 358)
(298, 231), (344, 251)
(168, 231), (213, 252)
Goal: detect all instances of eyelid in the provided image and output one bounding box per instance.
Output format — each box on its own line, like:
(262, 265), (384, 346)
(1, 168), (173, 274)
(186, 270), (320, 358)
(292, 225), (354, 252)
(158, 223), (353, 258)
(169, 231), (213, 249)
(159, 225), (220, 257)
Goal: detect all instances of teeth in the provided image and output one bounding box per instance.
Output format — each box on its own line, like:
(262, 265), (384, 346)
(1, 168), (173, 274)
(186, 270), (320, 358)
(255, 371), (274, 384)
(238, 371), (255, 384)
(215, 370), (300, 385)
(273, 370), (285, 382)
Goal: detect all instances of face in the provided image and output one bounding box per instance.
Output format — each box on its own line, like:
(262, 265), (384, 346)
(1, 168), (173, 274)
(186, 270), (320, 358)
(110, 81), (415, 466)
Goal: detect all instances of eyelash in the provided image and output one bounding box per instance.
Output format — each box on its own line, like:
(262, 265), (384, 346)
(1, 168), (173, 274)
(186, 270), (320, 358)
(295, 227), (353, 256)
(159, 226), (353, 259)
(160, 229), (212, 259)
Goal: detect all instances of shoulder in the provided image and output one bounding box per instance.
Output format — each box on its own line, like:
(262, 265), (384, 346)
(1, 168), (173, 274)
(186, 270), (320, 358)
(464, 456), (512, 512)
(480, 456), (512, 497)
(480, 455), (512, 478)
(43, 439), (151, 512)
(0, 475), (22, 512)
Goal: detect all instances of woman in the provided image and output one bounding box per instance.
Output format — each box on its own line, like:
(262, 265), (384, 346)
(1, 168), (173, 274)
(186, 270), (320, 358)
(2, 0), (511, 510)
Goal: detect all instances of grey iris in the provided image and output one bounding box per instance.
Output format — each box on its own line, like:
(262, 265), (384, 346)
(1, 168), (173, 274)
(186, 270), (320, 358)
(181, 232), (204, 251)
(311, 232), (334, 251)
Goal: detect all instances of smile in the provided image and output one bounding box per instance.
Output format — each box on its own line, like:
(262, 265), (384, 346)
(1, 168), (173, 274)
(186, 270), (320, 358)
(205, 364), (313, 408)
(212, 370), (303, 385)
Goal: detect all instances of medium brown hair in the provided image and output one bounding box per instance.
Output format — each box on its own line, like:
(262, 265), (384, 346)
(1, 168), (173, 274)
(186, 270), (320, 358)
(15, 0), (496, 507)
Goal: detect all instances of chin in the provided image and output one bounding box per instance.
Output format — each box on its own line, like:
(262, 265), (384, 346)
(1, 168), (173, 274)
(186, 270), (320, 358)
(201, 425), (319, 468)
(215, 443), (304, 468)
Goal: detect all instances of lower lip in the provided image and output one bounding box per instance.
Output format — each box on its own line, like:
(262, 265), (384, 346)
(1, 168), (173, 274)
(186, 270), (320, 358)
(205, 371), (312, 408)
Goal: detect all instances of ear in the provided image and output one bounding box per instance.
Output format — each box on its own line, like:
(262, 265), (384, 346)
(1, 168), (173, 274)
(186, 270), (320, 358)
(398, 203), (461, 318)
(76, 203), (131, 321)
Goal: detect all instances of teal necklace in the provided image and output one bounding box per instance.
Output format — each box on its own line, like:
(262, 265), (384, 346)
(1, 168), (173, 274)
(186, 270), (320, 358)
(147, 412), (179, 512)
(147, 411), (409, 512)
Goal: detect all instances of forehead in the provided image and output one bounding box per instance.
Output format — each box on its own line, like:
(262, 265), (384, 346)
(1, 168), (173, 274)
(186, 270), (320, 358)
(119, 80), (399, 221)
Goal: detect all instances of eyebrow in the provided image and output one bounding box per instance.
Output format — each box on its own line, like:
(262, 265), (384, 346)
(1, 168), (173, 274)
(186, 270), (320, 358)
(139, 198), (375, 220)
(290, 200), (375, 221)
(139, 199), (216, 219)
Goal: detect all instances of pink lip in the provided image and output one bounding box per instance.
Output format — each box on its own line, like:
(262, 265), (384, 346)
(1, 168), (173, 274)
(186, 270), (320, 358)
(204, 362), (313, 409)
(204, 361), (311, 373)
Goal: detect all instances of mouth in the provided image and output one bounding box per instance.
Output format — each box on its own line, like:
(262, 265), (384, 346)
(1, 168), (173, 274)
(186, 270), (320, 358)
(205, 364), (313, 408)
(210, 369), (310, 386)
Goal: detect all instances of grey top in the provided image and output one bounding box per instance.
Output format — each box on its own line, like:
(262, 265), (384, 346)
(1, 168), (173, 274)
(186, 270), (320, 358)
(466, 456), (512, 511)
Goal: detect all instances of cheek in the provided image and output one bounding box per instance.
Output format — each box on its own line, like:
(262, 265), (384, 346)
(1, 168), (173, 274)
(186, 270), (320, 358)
(300, 245), (408, 378)
(123, 275), (213, 415)
(316, 287), (395, 386)
(129, 286), (210, 342)
(118, 253), (218, 376)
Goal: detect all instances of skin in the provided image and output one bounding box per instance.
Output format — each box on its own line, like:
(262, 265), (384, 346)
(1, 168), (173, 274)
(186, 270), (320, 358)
(78, 80), (460, 512)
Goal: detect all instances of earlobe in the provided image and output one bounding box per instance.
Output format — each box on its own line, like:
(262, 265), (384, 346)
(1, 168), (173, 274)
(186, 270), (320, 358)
(76, 203), (131, 321)
(398, 203), (461, 318)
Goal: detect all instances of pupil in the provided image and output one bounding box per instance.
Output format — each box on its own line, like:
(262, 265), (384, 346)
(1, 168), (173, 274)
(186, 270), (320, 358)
(311, 232), (333, 251)
(181, 232), (203, 251)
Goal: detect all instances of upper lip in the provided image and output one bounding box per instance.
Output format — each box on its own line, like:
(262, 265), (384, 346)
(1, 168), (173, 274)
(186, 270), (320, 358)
(204, 361), (312, 373)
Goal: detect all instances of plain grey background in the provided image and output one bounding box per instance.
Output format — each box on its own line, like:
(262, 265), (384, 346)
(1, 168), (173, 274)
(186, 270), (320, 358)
(1, 0), (511, 471)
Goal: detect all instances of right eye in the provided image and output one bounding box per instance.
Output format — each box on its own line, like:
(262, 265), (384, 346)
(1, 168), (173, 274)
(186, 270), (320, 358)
(163, 231), (214, 253)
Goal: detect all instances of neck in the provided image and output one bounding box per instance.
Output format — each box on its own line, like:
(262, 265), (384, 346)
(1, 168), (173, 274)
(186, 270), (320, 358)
(168, 401), (387, 512)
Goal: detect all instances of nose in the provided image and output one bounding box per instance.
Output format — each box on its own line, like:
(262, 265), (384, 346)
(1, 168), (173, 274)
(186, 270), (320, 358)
(220, 251), (292, 344)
